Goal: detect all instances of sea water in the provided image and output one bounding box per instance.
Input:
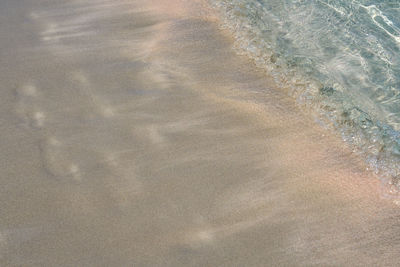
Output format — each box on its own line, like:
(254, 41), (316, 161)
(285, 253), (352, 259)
(210, 0), (400, 188)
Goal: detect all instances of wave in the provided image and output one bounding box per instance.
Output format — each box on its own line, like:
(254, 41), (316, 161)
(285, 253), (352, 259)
(210, 0), (400, 192)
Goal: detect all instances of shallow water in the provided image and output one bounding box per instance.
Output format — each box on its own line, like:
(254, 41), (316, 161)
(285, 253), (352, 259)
(1, 0), (400, 266)
(211, 0), (400, 187)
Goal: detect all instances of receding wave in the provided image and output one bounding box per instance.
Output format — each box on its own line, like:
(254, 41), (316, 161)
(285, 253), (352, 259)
(210, 0), (400, 191)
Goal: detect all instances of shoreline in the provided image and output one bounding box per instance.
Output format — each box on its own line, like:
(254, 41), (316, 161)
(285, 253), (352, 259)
(1, 0), (400, 265)
(143, 1), (400, 262)
(209, 0), (400, 191)
(151, 0), (388, 201)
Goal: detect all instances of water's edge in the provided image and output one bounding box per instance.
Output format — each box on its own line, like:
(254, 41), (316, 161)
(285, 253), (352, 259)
(2, 0), (400, 265)
(209, 0), (400, 195)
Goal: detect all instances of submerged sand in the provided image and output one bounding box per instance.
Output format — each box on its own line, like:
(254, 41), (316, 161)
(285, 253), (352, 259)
(1, 0), (400, 265)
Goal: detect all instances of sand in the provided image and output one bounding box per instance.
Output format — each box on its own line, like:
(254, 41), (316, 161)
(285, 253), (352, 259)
(1, 0), (400, 266)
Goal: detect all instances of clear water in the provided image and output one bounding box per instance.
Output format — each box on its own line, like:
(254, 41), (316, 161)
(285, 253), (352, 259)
(210, 0), (400, 188)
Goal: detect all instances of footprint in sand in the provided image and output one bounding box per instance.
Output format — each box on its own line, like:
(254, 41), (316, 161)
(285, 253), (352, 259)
(103, 152), (142, 210)
(39, 137), (82, 181)
(15, 84), (47, 129)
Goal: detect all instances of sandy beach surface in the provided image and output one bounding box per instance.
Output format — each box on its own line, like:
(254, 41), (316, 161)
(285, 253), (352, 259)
(1, 0), (400, 265)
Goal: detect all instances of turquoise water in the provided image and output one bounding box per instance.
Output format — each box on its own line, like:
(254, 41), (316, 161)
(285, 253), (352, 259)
(211, 0), (400, 188)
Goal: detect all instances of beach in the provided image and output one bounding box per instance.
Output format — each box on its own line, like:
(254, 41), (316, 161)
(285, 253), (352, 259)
(1, 0), (400, 265)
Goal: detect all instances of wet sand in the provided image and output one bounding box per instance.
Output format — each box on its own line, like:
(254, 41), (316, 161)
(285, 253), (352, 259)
(1, 0), (400, 266)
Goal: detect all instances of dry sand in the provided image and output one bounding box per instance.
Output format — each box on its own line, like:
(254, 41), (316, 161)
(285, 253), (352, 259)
(1, 0), (400, 266)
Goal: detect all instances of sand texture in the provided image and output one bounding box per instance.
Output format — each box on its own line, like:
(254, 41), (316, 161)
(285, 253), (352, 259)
(1, 0), (400, 266)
